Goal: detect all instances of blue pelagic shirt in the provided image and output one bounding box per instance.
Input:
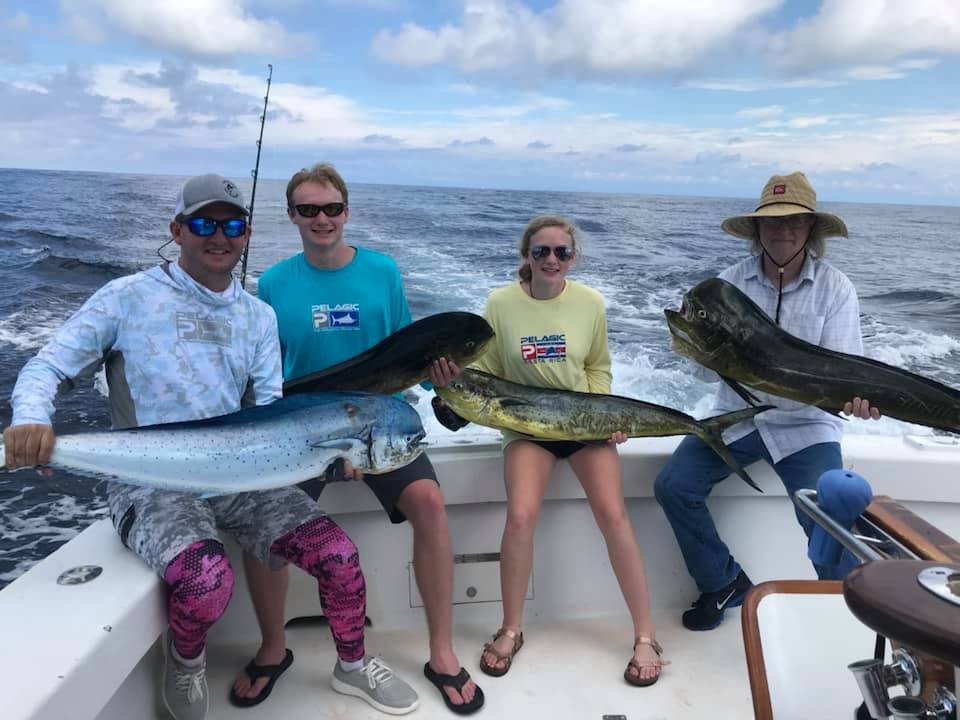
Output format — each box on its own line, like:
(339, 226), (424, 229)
(257, 248), (411, 382)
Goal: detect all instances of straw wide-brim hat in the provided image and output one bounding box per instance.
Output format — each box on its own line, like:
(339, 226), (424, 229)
(721, 171), (848, 243)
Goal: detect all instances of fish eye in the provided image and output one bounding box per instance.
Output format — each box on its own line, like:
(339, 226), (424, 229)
(697, 309), (708, 319)
(465, 341), (475, 348)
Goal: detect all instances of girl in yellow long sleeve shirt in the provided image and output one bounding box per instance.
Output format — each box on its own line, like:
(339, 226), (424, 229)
(430, 215), (666, 687)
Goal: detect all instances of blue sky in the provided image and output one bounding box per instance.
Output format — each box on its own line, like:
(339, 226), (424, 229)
(2, 0), (959, 204)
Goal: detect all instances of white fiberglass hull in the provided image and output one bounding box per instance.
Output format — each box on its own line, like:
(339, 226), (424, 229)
(3, 434), (959, 719)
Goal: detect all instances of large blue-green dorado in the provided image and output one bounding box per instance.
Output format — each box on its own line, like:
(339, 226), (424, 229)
(0, 392), (425, 495)
(283, 311), (494, 396)
(435, 368), (773, 491)
(665, 278), (960, 434)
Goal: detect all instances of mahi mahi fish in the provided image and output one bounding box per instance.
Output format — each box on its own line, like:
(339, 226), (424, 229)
(435, 368), (773, 491)
(665, 277), (960, 434)
(283, 312), (495, 396)
(1, 392), (425, 495)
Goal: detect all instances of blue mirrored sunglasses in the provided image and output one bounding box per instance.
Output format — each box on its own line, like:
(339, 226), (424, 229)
(530, 245), (574, 261)
(185, 217), (248, 238)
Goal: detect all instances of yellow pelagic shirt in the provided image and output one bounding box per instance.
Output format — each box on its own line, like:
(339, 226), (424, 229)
(472, 280), (612, 445)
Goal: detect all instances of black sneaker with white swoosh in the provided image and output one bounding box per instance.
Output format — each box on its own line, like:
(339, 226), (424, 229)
(682, 570), (753, 631)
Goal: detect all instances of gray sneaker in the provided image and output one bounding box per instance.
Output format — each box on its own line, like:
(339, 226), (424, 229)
(331, 655), (420, 715)
(161, 631), (209, 720)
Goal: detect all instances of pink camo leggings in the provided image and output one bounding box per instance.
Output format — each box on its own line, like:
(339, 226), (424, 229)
(270, 516), (367, 662)
(164, 539), (235, 659)
(163, 518), (365, 662)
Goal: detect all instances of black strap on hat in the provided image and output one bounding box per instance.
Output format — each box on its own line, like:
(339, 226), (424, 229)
(759, 243), (807, 325)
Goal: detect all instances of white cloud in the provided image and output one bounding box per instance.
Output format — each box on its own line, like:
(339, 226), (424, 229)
(59, 0), (306, 57)
(845, 57), (942, 80)
(321, 0), (408, 8)
(4, 11), (31, 30)
(737, 105), (784, 119)
(11, 81), (48, 94)
(89, 62), (177, 130)
(372, 0), (781, 77)
(770, 0), (960, 73)
(691, 77), (847, 91)
(3, 58), (959, 202)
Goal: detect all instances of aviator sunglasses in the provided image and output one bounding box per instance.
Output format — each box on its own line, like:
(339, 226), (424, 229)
(295, 202), (348, 218)
(530, 245), (574, 261)
(183, 217), (248, 238)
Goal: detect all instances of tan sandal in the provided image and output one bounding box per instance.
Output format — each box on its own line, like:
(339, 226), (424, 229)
(479, 627), (524, 677)
(624, 636), (669, 687)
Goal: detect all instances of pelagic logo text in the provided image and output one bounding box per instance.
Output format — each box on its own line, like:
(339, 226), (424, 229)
(312, 303), (360, 330)
(176, 313), (232, 346)
(520, 333), (566, 363)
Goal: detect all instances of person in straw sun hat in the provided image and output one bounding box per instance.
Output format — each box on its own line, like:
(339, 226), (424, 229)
(654, 170), (882, 633)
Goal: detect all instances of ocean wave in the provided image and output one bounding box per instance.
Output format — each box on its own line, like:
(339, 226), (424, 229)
(19, 228), (94, 245)
(0, 302), (82, 352)
(576, 219), (607, 234)
(866, 289), (957, 304)
(0, 480), (107, 591)
(31, 252), (136, 281)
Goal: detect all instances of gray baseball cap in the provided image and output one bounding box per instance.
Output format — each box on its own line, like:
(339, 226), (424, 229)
(174, 174), (248, 218)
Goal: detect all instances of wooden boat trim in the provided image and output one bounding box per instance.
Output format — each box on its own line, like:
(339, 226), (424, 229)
(741, 579), (844, 720)
(864, 495), (960, 563)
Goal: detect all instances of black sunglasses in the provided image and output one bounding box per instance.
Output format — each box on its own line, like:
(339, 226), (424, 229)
(530, 245), (574, 261)
(294, 202), (347, 218)
(184, 217), (248, 238)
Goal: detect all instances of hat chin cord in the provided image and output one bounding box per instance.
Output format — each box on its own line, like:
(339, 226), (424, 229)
(759, 242), (807, 325)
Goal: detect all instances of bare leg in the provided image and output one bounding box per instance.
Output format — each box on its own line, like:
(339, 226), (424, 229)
(569, 444), (661, 682)
(231, 552), (290, 700)
(396, 479), (478, 707)
(481, 441), (554, 672)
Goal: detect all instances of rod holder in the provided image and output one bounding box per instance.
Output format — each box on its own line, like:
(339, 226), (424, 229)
(849, 658), (892, 719)
(885, 649), (922, 697)
(930, 687), (956, 720)
(888, 696), (927, 719)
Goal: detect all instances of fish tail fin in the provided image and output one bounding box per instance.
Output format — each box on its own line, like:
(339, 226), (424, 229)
(696, 405), (775, 493)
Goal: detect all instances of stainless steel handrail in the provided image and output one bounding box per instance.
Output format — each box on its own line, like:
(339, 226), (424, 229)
(793, 488), (886, 563)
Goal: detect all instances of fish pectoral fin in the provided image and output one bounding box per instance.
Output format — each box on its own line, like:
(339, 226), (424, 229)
(499, 398), (532, 408)
(720, 375), (763, 407)
(309, 439), (357, 451)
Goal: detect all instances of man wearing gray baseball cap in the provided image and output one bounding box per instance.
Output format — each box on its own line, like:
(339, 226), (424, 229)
(6, 172), (396, 720)
(175, 173), (249, 219)
(170, 173), (251, 292)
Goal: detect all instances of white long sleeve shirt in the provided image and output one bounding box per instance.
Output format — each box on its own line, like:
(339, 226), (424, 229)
(11, 262), (281, 431)
(698, 254), (863, 463)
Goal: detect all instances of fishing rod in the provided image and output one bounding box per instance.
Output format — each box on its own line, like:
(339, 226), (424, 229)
(239, 63), (273, 289)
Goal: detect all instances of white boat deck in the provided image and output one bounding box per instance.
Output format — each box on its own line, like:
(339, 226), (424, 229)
(4, 434), (960, 720)
(202, 612), (752, 720)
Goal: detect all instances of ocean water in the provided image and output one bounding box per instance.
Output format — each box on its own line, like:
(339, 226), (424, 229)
(1, 168), (958, 589)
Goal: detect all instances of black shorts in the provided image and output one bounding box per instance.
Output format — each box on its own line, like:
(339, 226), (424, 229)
(528, 439), (587, 460)
(298, 452), (439, 524)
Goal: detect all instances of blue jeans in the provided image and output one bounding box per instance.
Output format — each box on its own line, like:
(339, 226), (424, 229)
(654, 431), (843, 593)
